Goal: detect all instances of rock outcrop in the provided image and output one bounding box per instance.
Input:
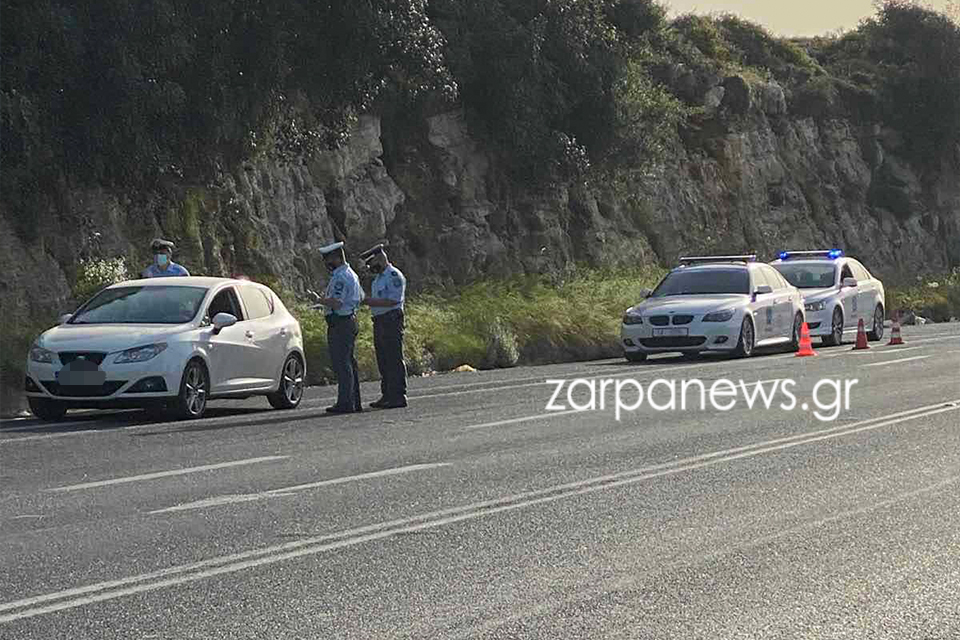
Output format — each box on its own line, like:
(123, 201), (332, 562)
(1, 84), (959, 414)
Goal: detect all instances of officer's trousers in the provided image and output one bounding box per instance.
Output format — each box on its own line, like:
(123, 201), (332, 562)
(373, 309), (407, 401)
(327, 314), (361, 411)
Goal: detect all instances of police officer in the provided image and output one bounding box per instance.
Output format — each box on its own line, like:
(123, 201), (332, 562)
(315, 242), (363, 414)
(360, 243), (407, 409)
(142, 238), (190, 277)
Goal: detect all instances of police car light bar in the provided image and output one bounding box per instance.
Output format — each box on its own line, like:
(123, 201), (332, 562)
(678, 255), (757, 265)
(777, 249), (844, 260)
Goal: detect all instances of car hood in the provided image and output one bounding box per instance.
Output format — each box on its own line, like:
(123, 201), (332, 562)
(796, 287), (836, 301)
(632, 294), (748, 315)
(35, 323), (191, 353)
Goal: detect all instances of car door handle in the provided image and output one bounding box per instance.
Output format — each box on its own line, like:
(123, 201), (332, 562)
(245, 331), (255, 339)
(279, 327), (287, 336)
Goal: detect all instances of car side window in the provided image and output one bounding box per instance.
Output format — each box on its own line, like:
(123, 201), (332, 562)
(762, 266), (787, 290)
(851, 262), (870, 281)
(753, 268), (773, 290)
(240, 285), (273, 320)
(840, 263), (855, 282)
(207, 287), (244, 321)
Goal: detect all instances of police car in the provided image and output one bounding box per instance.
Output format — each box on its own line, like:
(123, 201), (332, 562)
(770, 249), (885, 346)
(621, 255), (805, 362)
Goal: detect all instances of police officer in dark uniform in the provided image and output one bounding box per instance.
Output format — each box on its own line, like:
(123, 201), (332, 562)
(360, 243), (407, 409)
(315, 242), (363, 414)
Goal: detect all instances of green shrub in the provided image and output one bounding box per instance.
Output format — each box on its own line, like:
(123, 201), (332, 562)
(73, 257), (130, 305)
(887, 270), (960, 322)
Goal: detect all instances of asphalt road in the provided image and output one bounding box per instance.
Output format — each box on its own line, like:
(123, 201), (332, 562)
(2, 324), (959, 639)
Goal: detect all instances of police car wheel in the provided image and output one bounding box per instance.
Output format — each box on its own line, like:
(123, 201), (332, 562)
(625, 352), (647, 363)
(789, 313), (803, 351)
(733, 318), (755, 358)
(268, 354), (305, 409)
(28, 397), (67, 422)
(867, 305), (884, 341)
(822, 308), (843, 347)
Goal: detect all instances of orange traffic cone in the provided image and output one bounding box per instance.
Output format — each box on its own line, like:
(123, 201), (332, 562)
(796, 322), (816, 357)
(853, 318), (869, 350)
(887, 313), (905, 345)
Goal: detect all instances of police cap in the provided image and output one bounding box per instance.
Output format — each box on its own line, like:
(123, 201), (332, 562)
(151, 238), (175, 251)
(359, 242), (388, 262)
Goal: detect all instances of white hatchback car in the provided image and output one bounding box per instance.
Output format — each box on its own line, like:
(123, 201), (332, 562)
(24, 277), (306, 421)
(770, 250), (885, 346)
(621, 256), (805, 362)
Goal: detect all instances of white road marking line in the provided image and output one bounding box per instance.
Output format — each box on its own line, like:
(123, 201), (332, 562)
(3, 399), (956, 623)
(862, 355), (931, 368)
(823, 346), (925, 358)
(148, 463), (451, 514)
(43, 456), (290, 493)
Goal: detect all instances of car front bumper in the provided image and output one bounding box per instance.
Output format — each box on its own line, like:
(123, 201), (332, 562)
(24, 352), (185, 407)
(621, 318), (742, 355)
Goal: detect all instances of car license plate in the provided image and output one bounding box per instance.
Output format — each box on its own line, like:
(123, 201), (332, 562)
(653, 327), (689, 337)
(56, 361), (106, 386)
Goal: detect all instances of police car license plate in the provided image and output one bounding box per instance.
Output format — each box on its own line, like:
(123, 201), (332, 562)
(653, 328), (688, 337)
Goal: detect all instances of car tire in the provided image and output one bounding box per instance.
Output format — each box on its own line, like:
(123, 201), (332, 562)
(625, 352), (647, 363)
(733, 317), (755, 358)
(268, 354), (305, 409)
(867, 305), (884, 341)
(28, 397), (67, 422)
(822, 308), (843, 347)
(172, 359), (209, 420)
(789, 312), (804, 352)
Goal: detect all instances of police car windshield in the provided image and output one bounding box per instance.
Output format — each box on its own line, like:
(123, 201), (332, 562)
(651, 269), (750, 297)
(69, 286), (208, 324)
(773, 263), (836, 289)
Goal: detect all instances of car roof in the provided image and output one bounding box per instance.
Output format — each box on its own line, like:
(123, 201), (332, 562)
(108, 276), (263, 289)
(771, 258), (845, 266)
(673, 263), (753, 272)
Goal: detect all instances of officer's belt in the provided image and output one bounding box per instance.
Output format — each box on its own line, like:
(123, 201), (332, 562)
(372, 309), (403, 322)
(325, 312), (356, 324)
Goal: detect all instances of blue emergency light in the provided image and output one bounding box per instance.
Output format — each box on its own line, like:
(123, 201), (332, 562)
(778, 249), (844, 260)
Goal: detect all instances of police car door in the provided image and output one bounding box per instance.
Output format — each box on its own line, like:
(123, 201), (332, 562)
(838, 262), (860, 331)
(850, 261), (877, 324)
(763, 266), (793, 339)
(752, 268), (778, 342)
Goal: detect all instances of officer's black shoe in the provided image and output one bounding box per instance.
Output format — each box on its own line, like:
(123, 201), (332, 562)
(369, 398), (388, 409)
(326, 405), (360, 414)
(382, 398), (408, 409)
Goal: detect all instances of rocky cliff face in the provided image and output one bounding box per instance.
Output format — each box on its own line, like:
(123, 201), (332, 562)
(2, 78), (958, 412)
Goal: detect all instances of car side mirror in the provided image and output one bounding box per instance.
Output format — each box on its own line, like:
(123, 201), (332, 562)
(59, 313), (73, 324)
(754, 284), (773, 295)
(212, 312), (238, 334)
(841, 277), (858, 289)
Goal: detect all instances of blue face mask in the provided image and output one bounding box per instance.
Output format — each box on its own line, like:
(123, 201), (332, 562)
(155, 253), (170, 268)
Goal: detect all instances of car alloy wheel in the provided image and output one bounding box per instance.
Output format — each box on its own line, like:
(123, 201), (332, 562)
(268, 354), (305, 409)
(178, 361), (208, 419)
(735, 317), (754, 358)
(867, 305), (884, 341)
(824, 308), (843, 346)
(791, 313), (803, 351)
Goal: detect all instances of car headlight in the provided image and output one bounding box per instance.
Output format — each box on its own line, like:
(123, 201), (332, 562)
(702, 309), (736, 323)
(622, 312), (643, 325)
(114, 343), (168, 364)
(804, 300), (826, 312)
(29, 346), (56, 363)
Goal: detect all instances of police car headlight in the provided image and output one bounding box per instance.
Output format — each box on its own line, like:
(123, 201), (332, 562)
(622, 312), (643, 325)
(702, 309), (735, 323)
(804, 300), (826, 312)
(29, 346), (55, 363)
(114, 343), (168, 364)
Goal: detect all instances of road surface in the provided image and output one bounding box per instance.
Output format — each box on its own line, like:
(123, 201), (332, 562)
(2, 323), (959, 639)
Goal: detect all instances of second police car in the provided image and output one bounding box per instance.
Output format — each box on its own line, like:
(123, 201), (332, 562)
(770, 249), (885, 346)
(621, 255), (805, 362)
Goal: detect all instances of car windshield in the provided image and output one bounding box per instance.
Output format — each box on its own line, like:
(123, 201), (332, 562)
(650, 269), (750, 296)
(774, 263), (836, 289)
(69, 286), (208, 324)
